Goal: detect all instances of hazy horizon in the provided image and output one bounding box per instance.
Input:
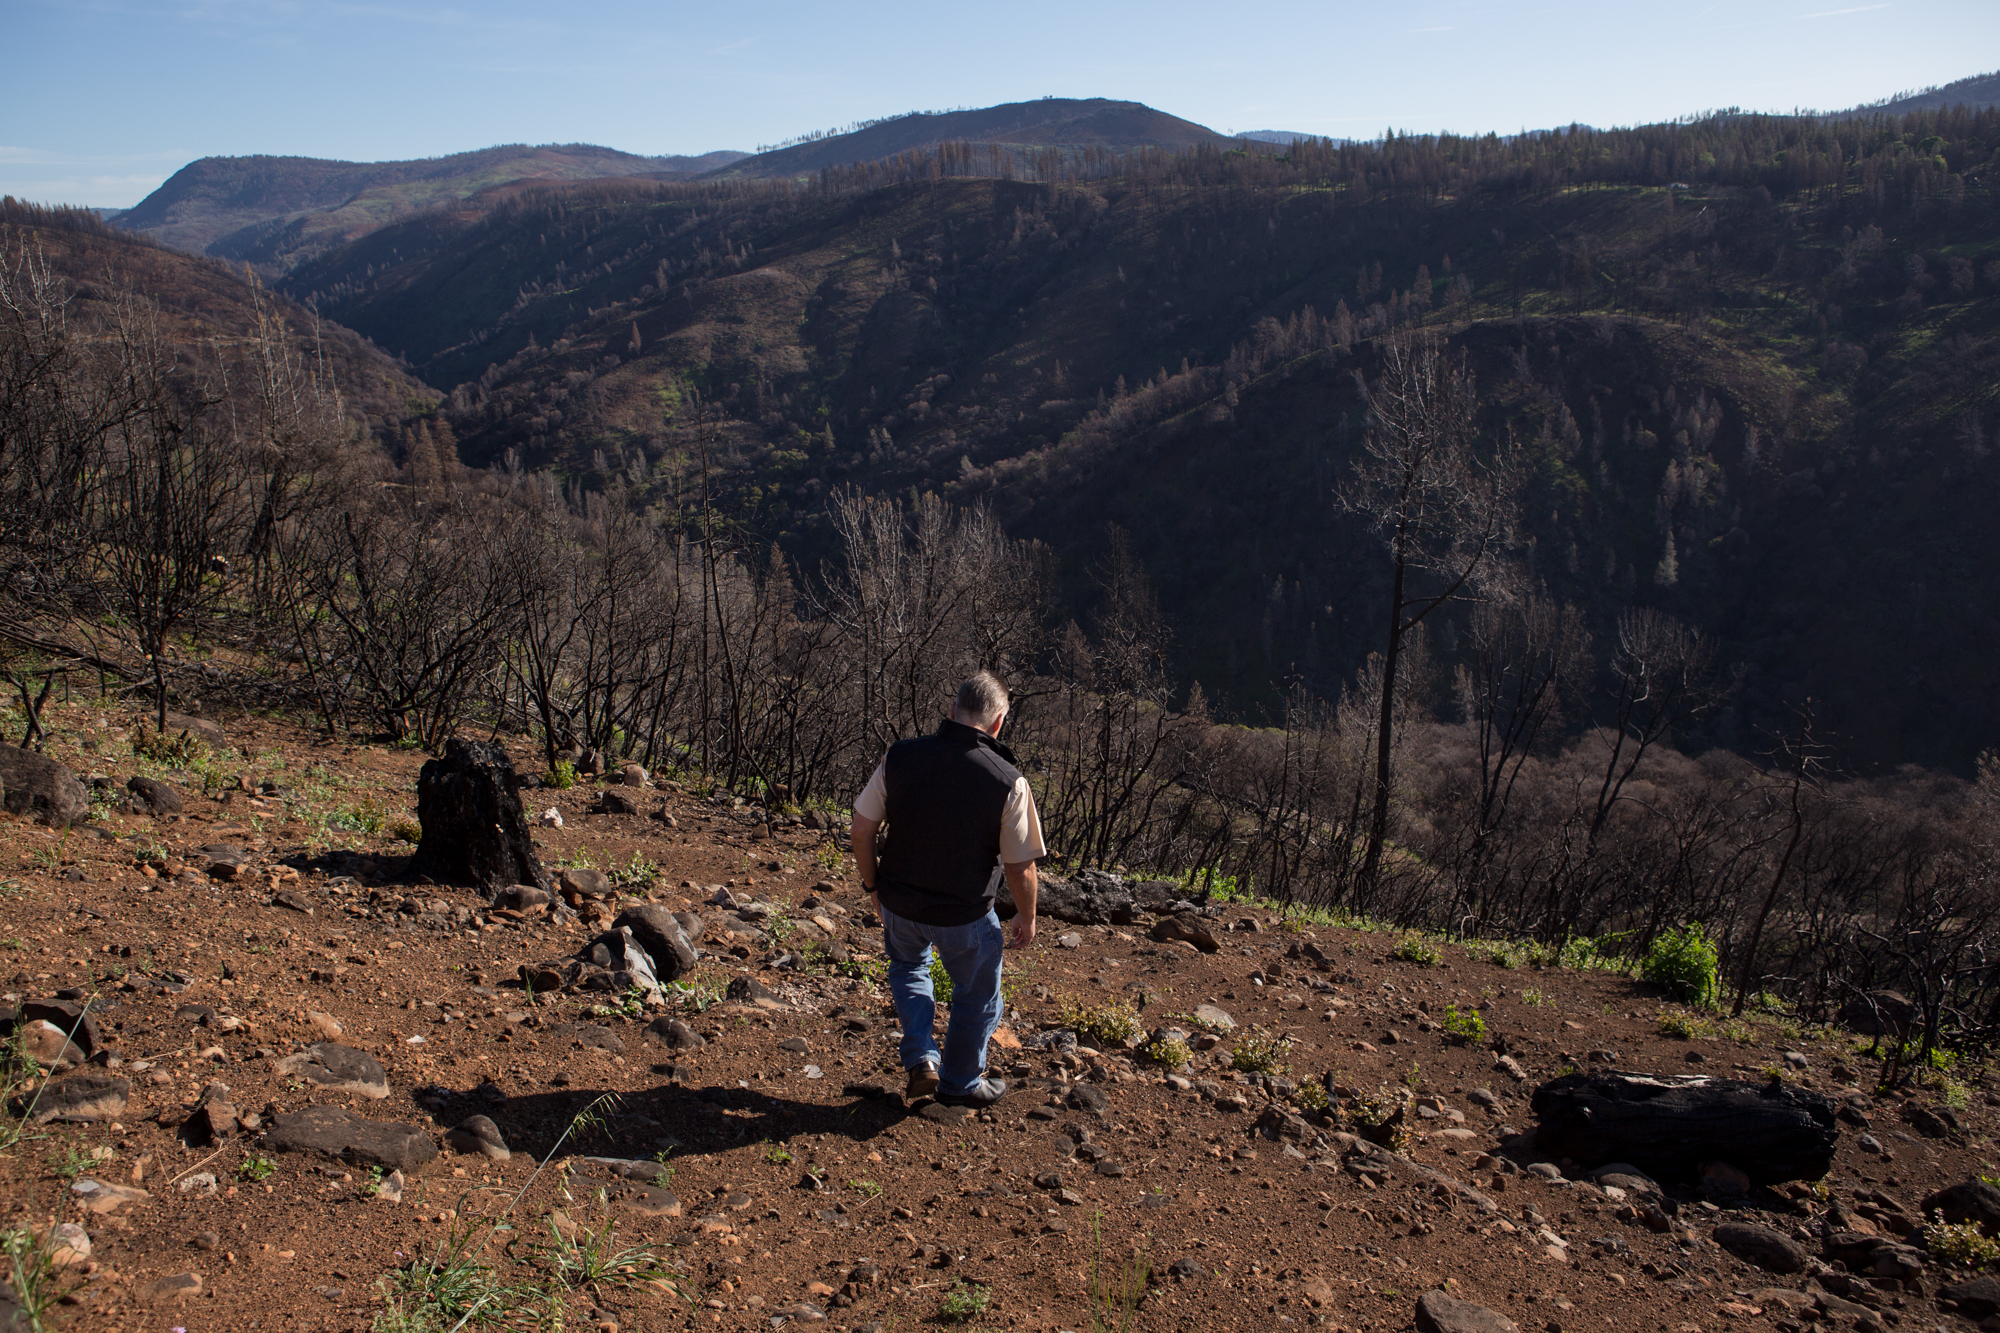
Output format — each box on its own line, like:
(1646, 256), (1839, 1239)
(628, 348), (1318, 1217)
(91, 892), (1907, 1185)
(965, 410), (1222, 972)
(5, 0), (1997, 209)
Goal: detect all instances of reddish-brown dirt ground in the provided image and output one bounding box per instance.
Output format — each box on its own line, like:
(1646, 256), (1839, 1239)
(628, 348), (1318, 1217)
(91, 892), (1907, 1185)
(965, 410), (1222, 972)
(1, 703), (1993, 1333)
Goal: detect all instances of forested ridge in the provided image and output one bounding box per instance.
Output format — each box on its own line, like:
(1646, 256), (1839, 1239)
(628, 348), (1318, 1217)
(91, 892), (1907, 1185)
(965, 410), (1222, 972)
(274, 102), (2000, 773)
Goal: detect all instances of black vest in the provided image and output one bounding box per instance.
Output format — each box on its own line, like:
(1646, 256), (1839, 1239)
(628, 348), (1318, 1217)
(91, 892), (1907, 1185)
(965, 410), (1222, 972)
(875, 717), (1021, 926)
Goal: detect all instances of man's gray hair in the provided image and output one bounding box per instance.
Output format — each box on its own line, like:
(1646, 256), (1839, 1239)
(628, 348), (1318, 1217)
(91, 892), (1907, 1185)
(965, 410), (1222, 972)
(952, 671), (1010, 727)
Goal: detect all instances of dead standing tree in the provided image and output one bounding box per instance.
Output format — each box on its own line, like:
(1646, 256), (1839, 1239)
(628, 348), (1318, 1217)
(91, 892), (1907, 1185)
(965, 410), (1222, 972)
(1340, 335), (1519, 904)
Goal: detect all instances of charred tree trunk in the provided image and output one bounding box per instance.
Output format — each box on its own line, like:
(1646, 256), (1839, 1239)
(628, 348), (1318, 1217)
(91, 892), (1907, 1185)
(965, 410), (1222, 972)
(409, 738), (550, 893)
(1530, 1070), (1837, 1185)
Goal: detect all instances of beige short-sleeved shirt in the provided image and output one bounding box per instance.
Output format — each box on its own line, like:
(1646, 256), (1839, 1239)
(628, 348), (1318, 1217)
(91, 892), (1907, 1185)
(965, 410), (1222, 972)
(853, 761), (1047, 865)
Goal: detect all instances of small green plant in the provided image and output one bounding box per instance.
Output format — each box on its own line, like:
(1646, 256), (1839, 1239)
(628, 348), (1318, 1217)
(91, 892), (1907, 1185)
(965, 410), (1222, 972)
(48, 1143), (109, 1183)
(1656, 1009), (1712, 1040)
(373, 1213), (534, 1331)
(386, 818), (423, 845)
(546, 760), (578, 790)
(1346, 1090), (1411, 1152)
(1141, 1036), (1193, 1068)
(1475, 941), (1519, 969)
(1391, 933), (1441, 967)
(394, 732), (425, 751)
(1088, 1211), (1150, 1333)
(327, 798), (388, 836)
(134, 724), (207, 769)
(1924, 1209), (2000, 1267)
(1441, 1005), (1486, 1046)
(1558, 931), (1628, 971)
(1, 1226), (78, 1332)
(1641, 922), (1720, 1006)
(544, 1206), (683, 1294)
(1942, 1077), (1971, 1112)
(609, 850), (657, 888)
(1230, 1029), (1293, 1075)
(1292, 1079), (1330, 1114)
(364, 1165), (386, 1196)
(1520, 988), (1546, 1007)
(813, 841), (846, 873)
(1402, 1060), (1423, 1088)
(664, 975), (726, 1013)
(1058, 995), (1141, 1048)
(813, 947), (886, 986)
(238, 1155), (277, 1182)
(939, 1280), (992, 1323)
(847, 1178), (883, 1198)
(590, 985), (648, 1022)
(763, 1141), (794, 1165)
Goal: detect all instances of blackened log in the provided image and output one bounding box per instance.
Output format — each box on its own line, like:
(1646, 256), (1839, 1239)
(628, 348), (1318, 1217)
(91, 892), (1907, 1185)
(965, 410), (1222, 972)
(409, 738), (550, 894)
(1529, 1070), (1837, 1185)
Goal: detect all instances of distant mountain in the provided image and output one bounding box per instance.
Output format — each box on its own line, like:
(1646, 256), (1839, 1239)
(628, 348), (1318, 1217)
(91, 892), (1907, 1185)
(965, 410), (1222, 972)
(116, 143), (748, 274)
(1851, 70), (2000, 116)
(710, 98), (1231, 178)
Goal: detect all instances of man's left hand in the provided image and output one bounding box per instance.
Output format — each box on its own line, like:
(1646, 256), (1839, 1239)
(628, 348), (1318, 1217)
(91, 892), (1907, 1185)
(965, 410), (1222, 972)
(1007, 912), (1036, 950)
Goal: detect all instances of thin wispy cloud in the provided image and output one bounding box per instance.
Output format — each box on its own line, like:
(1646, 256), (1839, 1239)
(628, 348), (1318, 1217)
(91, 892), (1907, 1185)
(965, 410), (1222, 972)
(1410, 24), (1457, 31)
(1802, 3), (1888, 15)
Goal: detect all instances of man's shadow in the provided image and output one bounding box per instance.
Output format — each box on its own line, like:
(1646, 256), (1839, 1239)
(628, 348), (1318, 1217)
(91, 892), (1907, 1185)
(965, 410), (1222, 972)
(417, 1074), (937, 1217)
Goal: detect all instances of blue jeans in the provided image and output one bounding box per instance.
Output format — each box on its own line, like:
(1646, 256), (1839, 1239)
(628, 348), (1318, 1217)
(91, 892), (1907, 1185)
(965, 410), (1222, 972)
(880, 904), (1005, 1096)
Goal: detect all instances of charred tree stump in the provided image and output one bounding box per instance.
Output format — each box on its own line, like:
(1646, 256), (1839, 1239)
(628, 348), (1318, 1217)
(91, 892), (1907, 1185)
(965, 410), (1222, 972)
(409, 738), (550, 894)
(1530, 1070), (1837, 1185)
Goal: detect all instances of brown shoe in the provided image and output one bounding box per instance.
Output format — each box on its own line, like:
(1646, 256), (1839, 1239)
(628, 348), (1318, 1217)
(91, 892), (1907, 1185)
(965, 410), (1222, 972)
(904, 1062), (940, 1100)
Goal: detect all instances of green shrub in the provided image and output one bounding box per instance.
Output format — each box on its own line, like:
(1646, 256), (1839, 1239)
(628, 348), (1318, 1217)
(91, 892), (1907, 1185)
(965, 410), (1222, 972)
(1655, 1009), (1712, 1040)
(1641, 922), (1719, 1005)
(1924, 1210), (2000, 1266)
(939, 1281), (991, 1323)
(1141, 1036), (1193, 1068)
(1391, 933), (1442, 967)
(1441, 1005), (1486, 1045)
(327, 798), (388, 836)
(134, 725), (208, 769)
(1292, 1080), (1330, 1113)
(927, 952), (955, 1005)
(386, 818), (423, 845)
(1230, 1029), (1293, 1075)
(546, 760), (578, 790)
(1059, 996), (1141, 1048)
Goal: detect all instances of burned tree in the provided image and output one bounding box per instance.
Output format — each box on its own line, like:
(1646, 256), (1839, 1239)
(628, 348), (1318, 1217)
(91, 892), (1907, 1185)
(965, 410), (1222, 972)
(1340, 334), (1519, 902)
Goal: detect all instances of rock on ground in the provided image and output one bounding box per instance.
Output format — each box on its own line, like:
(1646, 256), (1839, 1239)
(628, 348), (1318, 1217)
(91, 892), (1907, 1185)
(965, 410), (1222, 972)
(1415, 1289), (1522, 1333)
(444, 1115), (510, 1160)
(0, 747), (87, 826)
(274, 1044), (390, 1100)
(1924, 1179), (2000, 1232)
(1940, 1275), (2000, 1318)
(29, 1070), (131, 1124)
(644, 1017), (705, 1048)
(610, 905), (700, 982)
(1838, 990), (1917, 1037)
(260, 1105), (437, 1171)
(125, 774), (182, 814)
(1712, 1220), (1808, 1273)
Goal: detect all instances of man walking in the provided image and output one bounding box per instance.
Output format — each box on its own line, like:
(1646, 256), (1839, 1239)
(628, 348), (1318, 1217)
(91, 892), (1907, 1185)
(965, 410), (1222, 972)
(851, 672), (1042, 1106)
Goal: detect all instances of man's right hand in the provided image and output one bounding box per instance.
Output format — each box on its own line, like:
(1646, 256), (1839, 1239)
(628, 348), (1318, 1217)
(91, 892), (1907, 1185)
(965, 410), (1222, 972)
(1007, 912), (1036, 950)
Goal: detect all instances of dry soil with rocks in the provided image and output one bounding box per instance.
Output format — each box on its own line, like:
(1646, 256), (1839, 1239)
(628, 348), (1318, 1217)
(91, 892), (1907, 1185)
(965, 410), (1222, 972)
(3, 705), (1998, 1333)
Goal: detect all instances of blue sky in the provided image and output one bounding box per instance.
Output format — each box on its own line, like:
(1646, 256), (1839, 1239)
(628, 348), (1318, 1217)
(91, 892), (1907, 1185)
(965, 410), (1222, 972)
(4, 0), (1996, 208)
